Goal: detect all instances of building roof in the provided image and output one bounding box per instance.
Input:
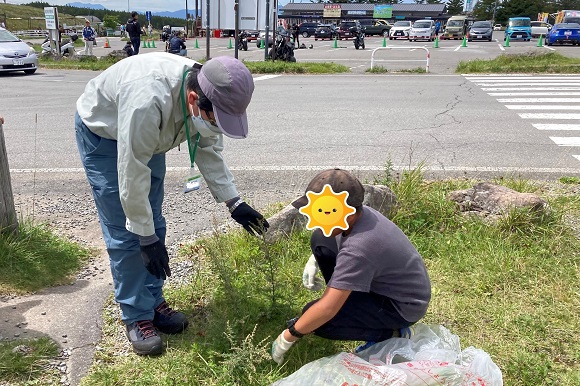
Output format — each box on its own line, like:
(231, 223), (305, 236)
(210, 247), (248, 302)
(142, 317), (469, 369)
(282, 3), (447, 13)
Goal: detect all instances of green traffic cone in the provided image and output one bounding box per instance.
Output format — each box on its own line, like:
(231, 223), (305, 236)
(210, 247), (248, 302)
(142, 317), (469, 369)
(504, 34), (510, 47)
(537, 34), (544, 47)
(333, 37), (338, 48)
(151, 40), (156, 48)
(142, 40), (147, 48)
(259, 39), (265, 49)
(228, 38), (233, 49)
(461, 36), (467, 47)
(195, 38), (199, 49)
(433, 36), (439, 48)
(382, 36), (386, 47)
(147, 40), (152, 48)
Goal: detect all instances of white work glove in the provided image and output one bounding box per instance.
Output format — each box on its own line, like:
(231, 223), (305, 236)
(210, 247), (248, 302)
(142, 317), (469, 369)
(302, 254), (324, 291)
(271, 331), (294, 365)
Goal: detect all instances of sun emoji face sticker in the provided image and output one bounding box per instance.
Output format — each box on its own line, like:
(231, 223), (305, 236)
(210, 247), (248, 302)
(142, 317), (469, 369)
(299, 184), (356, 237)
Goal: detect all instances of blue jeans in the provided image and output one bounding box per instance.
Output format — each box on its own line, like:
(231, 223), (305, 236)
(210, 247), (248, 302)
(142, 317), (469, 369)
(75, 112), (166, 324)
(304, 230), (413, 341)
(131, 36), (140, 55)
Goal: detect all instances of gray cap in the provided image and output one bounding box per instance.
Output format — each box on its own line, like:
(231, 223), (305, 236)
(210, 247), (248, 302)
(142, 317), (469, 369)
(197, 56), (254, 139)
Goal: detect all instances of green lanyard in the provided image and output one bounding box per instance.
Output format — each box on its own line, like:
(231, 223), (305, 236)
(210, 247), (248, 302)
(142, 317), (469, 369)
(180, 70), (200, 168)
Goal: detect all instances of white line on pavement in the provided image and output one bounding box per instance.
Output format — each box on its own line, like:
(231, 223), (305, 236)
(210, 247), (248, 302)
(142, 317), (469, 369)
(477, 83), (580, 86)
(519, 113), (580, 119)
(454, 45), (461, 51)
(506, 105), (580, 110)
(550, 137), (580, 146)
(574, 155), (580, 162)
(498, 98), (580, 103)
(467, 76), (580, 80)
(489, 92), (580, 96)
(498, 43), (505, 51)
(482, 87), (580, 91)
(253, 75), (281, 81)
(533, 124), (580, 130)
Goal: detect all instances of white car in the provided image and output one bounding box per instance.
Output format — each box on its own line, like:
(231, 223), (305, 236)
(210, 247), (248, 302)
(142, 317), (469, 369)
(530, 21), (550, 37)
(0, 27), (38, 75)
(493, 24), (502, 31)
(409, 19), (436, 42)
(389, 20), (412, 40)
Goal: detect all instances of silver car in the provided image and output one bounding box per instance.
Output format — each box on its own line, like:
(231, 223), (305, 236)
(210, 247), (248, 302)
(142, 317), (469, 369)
(0, 27), (38, 75)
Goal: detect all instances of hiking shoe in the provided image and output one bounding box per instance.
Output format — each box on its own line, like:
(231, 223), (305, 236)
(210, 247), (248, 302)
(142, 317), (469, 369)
(354, 341), (377, 353)
(393, 326), (415, 339)
(126, 320), (162, 356)
(153, 301), (189, 334)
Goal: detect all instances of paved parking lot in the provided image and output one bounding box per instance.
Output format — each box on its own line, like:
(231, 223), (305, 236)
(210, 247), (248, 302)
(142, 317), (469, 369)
(70, 31), (580, 75)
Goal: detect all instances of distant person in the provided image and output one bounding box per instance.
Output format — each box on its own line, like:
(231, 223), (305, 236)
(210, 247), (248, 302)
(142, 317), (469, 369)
(120, 24), (125, 37)
(435, 20), (441, 35)
(168, 31), (187, 56)
(58, 24), (65, 46)
(82, 19), (96, 56)
(126, 11), (144, 54)
(292, 23), (300, 47)
(148, 23), (153, 38)
(123, 40), (134, 56)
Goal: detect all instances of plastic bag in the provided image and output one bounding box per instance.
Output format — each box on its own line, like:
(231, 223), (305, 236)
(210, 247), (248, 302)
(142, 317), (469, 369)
(271, 324), (503, 386)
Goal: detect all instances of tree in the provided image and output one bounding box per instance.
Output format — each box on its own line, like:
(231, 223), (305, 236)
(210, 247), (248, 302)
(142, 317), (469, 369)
(472, 0), (497, 20)
(447, 0), (465, 14)
(103, 14), (118, 29)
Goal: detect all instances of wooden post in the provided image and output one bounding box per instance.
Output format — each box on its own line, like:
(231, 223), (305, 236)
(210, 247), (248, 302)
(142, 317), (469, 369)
(0, 121), (18, 234)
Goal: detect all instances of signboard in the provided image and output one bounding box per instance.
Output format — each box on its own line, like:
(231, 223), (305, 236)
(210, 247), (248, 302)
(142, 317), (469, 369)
(323, 4), (341, 18)
(373, 5), (392, 19)
(347, 10), (366, 16)
(146, 11), (152, 21)
(44, 7), (58, 30)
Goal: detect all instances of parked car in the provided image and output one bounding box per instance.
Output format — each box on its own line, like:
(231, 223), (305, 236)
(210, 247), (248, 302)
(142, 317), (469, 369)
(545, 22), (580, 45)
(297, 22), (319, 38)
(493, 24), (502, 31)
(362, 20), (392, 37)
(505, 17), (531, 41)
(467, 20), (493, 41)
(246, 30), (260, 41)
(338, 21), (360, 40)
(314, 24), (338, 41)
(0, 27), (38, 75)
(409, 19), (436, 41)
(530, 21), (550, 37)
(255, 30), (274, 48)
(389, 20), (412, 40)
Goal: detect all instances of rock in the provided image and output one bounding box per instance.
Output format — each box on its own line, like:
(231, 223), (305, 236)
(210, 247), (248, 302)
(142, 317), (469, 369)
(447, 182), (547, 215)
(12, 345), (33, 355)
(106, 50), (128, 59)
(265, 184), (397, 242)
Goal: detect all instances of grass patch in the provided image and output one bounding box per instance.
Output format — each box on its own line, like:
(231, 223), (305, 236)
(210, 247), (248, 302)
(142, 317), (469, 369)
(39, 55), (123, 71)
(560, 176), (580, 185)
(366, 65), (389, 73)
(0, 221), (92, 295)
(80, 169), (580, 386)
(242, 60), (349, 74)
(457, 51), (580, 73)
(0, 337), (61, 385)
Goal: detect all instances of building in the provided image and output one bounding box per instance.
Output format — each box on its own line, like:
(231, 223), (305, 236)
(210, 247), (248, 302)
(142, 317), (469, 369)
(279, 3), (448, 25)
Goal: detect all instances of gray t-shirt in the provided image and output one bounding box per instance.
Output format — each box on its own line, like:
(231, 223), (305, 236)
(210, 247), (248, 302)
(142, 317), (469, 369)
(329, 206), (431, 322)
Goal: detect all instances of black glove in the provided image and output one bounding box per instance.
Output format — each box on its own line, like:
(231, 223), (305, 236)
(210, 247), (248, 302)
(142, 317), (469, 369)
(140, 240), (171, 280)
(231, 202), (270, 236)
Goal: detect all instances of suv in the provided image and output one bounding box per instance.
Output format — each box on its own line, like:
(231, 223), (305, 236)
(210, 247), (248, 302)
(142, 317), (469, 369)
(338, 21), (361, 40)
(298, 22), (319, 38)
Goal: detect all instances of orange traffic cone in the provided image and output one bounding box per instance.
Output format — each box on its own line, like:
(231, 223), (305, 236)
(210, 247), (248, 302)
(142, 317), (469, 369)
(104, 38), (111, 48)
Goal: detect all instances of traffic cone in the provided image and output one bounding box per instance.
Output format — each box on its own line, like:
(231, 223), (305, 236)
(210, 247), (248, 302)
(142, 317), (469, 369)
(228, 38), (233, 49)
(504, 35), (510, 47)
(142, 40), (147, 48)
(333, 37), (338, 48)
(147, 40), (151, 48)
(259, 39), (265, 49)
(104, 38), (110, 48)
(151, 40), (156, 48)
(433, 36), (439, 48)
(461, 36), (467, 47)
(537, 34), (543, 47)
(382, 36), (386, 47)
(195, 38), (199, 49)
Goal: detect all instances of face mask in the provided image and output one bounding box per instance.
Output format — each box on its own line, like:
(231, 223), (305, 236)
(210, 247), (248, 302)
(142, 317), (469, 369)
(191, 114), (221, 138)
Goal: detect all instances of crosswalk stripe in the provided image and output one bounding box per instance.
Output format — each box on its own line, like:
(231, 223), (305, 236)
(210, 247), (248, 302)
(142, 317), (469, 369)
(506, 105), (580, 110)
(498, 98), (580, 103)
(477, 83), (580, 86)
(550, 137), (580, 146)
(489, 92), (580, 96)
(482, 87), (580, 91)
(573, 155), (580, 162)
(533, 124), (580, 130)
(519, 113), (580, 119)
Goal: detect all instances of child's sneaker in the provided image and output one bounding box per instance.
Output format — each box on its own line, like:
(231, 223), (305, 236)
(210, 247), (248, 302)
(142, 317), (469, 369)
(354, 340), (377, 353)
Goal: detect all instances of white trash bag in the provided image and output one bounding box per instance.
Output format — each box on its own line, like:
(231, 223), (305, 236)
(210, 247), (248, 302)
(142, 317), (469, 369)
(272, 323), (503, 386)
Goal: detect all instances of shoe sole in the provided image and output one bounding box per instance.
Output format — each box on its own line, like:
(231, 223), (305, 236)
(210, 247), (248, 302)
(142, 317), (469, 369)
(132, 343), (163, 356)
(156, 321), (189, 335)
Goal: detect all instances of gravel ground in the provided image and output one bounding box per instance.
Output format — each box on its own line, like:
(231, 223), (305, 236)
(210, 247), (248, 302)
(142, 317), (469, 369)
(2, 170), (579, 386)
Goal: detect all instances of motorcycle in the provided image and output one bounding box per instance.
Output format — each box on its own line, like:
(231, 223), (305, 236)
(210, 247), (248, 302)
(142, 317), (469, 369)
(268, 30), (296, 62)
(237, 30), (248, 51)
(41, 33), (79, 56)
(352, 26), (366, 50)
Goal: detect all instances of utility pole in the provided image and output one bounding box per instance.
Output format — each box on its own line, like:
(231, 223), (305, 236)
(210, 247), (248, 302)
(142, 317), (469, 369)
(264, 0), (270, 60)
(186, 0), (188, 37)
(205, 0), (210, 60)
(0, 120), (18, 234)
(234, 0), (239, 59)
(492, 0), (498, 23)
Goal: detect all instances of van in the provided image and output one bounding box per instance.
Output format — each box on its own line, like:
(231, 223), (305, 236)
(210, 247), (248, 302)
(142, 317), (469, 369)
(505, 17), (531, 41)
(443, 15), (468, 39)
(409, 19), (436, 41)
(297, 22), (319, 38)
